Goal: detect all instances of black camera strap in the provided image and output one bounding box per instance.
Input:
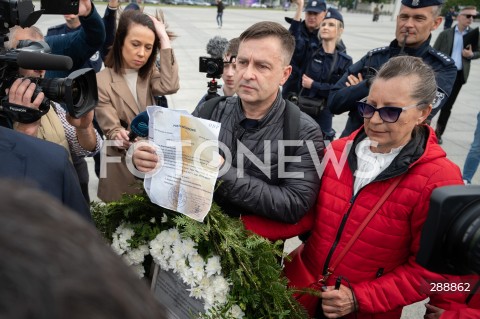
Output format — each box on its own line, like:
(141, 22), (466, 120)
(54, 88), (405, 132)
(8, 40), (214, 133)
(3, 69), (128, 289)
(0, 97), (50, 124)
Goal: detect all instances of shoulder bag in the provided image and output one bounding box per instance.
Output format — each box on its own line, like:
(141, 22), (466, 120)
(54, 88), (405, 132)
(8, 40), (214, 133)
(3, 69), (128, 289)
(296, 51), (338, 118)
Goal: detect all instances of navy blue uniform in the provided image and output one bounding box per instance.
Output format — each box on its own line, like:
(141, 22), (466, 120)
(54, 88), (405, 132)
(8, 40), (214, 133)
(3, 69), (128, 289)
(44, 2), (107, 78)
(47, 24), (103, 73)
(302, 46), (352, 139)
(46, 6), (117, 74)
(282, 19), (321, 99)
(328, 36), (457, 137)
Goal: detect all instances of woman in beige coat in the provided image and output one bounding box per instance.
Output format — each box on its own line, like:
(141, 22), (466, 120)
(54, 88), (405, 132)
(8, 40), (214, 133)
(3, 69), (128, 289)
(96, 9), (179, 202)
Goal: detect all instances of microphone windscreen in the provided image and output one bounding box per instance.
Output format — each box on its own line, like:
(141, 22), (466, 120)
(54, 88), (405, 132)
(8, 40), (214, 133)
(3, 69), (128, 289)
(206, 36), (229, 59)
(130, 111), (149, 138)
(17, 51), (73, 71)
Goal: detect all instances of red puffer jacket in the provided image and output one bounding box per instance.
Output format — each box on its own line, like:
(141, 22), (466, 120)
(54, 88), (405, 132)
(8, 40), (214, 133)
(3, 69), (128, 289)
(243, 125), (465, 318)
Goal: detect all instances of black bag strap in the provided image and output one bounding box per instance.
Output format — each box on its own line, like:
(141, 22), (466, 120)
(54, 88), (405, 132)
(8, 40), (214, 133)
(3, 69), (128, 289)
(197, 96), (300, 157)
(284, 100), (301, 157)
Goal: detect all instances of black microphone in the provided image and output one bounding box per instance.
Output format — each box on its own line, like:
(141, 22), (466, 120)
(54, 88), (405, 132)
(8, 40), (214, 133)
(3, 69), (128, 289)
(206, 36), (229, 59)
(17, 51), (73, 71)
(129, 111), (149, 142)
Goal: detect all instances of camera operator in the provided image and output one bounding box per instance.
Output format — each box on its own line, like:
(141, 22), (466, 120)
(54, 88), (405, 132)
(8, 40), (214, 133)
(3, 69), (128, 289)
(4, 26), (102, 203)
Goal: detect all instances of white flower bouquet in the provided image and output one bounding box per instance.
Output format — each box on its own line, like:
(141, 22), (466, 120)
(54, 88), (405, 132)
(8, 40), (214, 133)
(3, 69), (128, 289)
(92, 193), (307, 318)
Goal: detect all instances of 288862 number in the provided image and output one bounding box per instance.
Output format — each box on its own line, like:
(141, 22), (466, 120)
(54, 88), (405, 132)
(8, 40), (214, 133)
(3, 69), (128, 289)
(429, 282), (471, 292)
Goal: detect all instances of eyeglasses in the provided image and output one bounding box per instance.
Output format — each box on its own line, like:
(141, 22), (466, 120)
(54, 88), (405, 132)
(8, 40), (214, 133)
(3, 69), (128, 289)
(462, 14), (476, 19)
(357, 101), (421, 123)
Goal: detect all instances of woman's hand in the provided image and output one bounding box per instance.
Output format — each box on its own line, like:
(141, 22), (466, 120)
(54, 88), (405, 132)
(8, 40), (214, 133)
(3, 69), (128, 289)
(114, 129), (132, 150)
(302, 74), (314, 89)
(133, 144), (159, 173)
(321, 284), (357, 318)
(149, 15), (171, 49)
(346, 73), (363, 87)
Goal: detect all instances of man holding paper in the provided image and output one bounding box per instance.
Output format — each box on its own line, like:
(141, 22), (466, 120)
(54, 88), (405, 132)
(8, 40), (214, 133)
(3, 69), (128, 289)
(434, 6), (479, 144)
(134, 21), (324, 225)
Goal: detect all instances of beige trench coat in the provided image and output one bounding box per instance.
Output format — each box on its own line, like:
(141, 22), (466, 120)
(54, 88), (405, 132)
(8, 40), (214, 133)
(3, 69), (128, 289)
(95, 48), (179, 202)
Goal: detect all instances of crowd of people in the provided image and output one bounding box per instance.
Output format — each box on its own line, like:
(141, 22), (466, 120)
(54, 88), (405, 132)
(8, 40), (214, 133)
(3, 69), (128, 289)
(1, 0), (479, 318)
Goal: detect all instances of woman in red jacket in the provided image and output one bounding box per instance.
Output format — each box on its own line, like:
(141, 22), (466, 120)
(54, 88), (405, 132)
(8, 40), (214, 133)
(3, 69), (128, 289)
(243, 56), (465, 318)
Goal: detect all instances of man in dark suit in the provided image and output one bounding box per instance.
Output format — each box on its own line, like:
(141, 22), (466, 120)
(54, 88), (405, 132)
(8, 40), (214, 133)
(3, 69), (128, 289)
(0, 126), (91, 220)
(434, 6), (479, 144)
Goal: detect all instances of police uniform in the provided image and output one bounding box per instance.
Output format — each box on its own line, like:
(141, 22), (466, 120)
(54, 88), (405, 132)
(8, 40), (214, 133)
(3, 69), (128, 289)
(282, 0), (327, 100)
(47, 24), (103, 73)
(301, 9), (353, 140)
(327, 0), (457, 137)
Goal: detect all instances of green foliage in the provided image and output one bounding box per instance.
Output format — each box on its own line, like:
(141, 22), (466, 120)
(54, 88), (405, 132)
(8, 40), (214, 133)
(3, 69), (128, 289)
(91, 193), (308, 318)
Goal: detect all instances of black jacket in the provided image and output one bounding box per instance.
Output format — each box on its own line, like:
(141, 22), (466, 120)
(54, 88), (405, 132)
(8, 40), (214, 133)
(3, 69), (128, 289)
(192, 92), (324, 223)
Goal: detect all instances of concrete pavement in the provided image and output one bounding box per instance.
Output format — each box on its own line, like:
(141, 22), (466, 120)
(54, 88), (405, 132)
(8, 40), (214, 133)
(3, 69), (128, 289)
(34, 4), (479, 317)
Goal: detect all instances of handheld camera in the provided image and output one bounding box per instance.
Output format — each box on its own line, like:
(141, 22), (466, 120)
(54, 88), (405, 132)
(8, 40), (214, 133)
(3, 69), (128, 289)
(417, 185), (480, 275)
(0, 0), (98, 123)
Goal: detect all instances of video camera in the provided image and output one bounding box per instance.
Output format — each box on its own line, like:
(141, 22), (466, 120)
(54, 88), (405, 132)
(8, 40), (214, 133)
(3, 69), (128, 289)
(0, 0), (97, 123)
(417, 185), (480, 275)
(199, 56), (224, 79)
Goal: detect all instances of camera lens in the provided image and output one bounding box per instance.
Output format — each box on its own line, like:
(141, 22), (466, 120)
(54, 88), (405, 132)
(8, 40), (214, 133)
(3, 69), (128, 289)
(206, 61), (219, 75)
(446, 200), (480, 275)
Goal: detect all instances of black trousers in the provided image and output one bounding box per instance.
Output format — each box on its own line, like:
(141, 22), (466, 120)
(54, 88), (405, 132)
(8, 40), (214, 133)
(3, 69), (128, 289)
(435, 70), (465, 137)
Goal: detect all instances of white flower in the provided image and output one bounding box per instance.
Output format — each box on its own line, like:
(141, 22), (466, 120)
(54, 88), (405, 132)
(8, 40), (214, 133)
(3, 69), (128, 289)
(118, 227), (134, 251)
(181, 269), (197, 287)
(150, 217), (156, 223)
(187, 286), (203, 299)
(111, 237), (124, 255)
(205, 256), (222, 277)
(166, 228), (180, 243)
(181, 238), (197, 258)
(111, 223), (134, 255)
(211, 275), (230, 295)
(131, 263), (146, 278)
(127, 244), (149, 265)
(227, 304), (245, 319)
(161, 214), (168, 223)
(189, 254), (206, 281)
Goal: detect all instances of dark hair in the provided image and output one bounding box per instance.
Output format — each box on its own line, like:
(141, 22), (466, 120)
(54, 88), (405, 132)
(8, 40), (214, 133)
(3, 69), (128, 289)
(239, 21), (295, 65)
(374, 56), (437, 108)
(0, 180), (167, 319)
(225, 37), (240, 58)
(104, 10), (159, 79)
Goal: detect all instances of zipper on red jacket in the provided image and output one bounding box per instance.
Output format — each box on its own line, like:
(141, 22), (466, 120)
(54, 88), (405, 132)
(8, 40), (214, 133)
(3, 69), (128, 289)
(321, 195), (356, 277)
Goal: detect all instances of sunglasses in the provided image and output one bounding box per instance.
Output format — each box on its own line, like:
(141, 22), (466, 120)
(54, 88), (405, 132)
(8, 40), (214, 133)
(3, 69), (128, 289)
(357, 101), (421, 123)
(462, 14), (476, 19)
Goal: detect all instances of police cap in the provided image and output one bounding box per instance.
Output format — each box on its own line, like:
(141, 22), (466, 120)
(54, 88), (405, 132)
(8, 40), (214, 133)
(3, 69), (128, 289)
(324, 8), (344, 24)
(401, 0), (444, 8)
(124, 3), (141, 11)
(305, 0), (327, 13)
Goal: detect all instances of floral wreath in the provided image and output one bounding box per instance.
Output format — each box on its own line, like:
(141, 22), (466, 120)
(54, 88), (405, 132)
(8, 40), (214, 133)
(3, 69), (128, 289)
(92, 193), (307, 318)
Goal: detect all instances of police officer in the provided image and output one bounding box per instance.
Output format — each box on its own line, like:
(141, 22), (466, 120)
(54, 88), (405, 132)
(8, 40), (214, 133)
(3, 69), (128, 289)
(328, 0), (457, 137)
(300, 8), (352, 141)
(282, 0), (327, 100)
